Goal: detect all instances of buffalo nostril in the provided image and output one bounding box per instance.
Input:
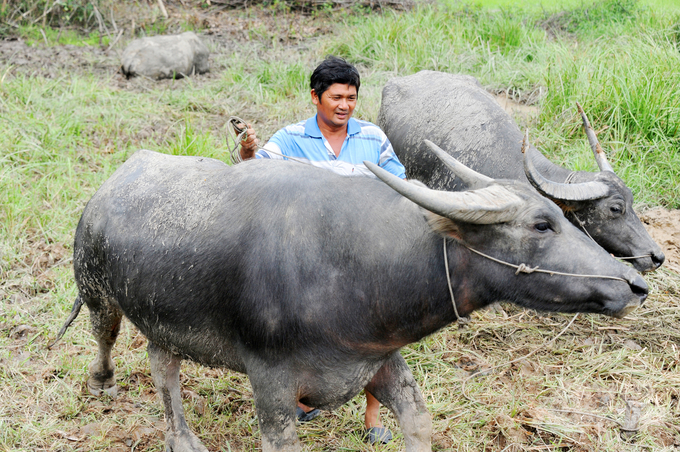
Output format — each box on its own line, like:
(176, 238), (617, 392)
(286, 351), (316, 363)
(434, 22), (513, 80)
(652, 251), (665, 268)
(629, 274), (649, 303)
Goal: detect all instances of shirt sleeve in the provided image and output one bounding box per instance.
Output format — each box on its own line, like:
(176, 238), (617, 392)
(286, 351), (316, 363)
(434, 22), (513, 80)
(255, 129), (288, 160)
(378, 135), (407, 179)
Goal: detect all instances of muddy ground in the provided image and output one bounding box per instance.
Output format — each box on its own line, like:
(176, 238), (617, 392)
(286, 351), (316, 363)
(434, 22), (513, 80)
(0, 6), (329, 87)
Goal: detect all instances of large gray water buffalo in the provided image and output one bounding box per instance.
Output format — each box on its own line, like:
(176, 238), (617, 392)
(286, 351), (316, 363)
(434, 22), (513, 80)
(56, 149), (647, 452)
(378, 70), (664, 273)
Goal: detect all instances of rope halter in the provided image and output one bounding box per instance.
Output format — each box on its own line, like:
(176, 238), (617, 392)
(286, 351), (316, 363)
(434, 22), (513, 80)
(442, 236), (630, 320)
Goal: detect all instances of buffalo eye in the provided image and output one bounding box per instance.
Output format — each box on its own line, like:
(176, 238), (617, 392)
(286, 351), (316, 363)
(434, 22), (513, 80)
(610, 205), (623, 215)
(534, 222), (552, 232)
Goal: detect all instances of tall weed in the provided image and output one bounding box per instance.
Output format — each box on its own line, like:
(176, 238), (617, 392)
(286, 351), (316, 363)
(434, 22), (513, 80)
(540, 34), (680, 206)
(326, 5), (546, 91)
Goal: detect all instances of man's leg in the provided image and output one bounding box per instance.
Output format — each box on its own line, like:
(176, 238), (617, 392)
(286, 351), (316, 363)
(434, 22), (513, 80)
(365, 391), (382, 428)
(364, 391), (392, 444)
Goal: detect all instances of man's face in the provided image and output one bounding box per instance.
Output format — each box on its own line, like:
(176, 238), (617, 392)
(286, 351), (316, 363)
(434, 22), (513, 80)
(311, 83), (358, 130)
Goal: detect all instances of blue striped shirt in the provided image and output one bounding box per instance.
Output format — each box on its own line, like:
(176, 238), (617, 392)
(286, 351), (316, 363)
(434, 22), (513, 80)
(256, 115), (406, 179)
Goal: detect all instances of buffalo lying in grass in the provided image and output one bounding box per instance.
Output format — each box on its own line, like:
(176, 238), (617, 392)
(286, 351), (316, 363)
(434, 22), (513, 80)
(378, 70), (664, 273)
(56, 148), (647, 451)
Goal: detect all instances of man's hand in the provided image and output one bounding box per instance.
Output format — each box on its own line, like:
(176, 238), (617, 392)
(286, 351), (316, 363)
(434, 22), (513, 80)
(235, 122), (259, 161)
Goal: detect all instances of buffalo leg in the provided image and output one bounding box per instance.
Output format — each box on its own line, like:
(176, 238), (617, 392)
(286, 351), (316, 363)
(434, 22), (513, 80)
(365, 353), (432, 452)
(87, 297), (123, 397)
(247, 362), (300, 452)
(148, 341), (209, 452)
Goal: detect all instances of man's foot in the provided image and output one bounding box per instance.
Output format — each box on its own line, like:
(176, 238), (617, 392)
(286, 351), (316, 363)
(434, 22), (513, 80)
(296, 407), (321, 423)
(365, 426), (393, 445)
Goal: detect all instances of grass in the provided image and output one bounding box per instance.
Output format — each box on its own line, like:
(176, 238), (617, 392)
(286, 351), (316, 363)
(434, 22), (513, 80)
(465, 0), (680, 13)
(9, 26), (111, 46)
(325, 0), (680, 207)
(1, 0), (680, 451)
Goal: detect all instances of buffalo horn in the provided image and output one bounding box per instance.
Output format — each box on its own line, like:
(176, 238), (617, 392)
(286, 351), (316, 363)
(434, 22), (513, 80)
(576, 102), (614, 173)
(424, 140), (493, 189)
(364, 161), (523, 224)
(522, 130), (609, 201)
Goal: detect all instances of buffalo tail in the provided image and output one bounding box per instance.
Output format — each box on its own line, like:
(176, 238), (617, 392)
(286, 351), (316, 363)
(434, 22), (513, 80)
(47, 295), (84, 349)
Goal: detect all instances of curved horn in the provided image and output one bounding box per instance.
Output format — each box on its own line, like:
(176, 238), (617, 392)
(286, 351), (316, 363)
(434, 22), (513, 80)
(576, 102), (614, 173)
(364, 161), (523, 224)
(522, 130), (609, 201)
(424, 140), (493, 189)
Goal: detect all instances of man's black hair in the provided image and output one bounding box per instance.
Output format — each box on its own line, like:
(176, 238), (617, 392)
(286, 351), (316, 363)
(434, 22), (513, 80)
(310, 55), (360, 101)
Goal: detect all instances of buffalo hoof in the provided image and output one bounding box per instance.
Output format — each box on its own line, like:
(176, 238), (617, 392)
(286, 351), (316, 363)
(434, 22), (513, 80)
(165, 429), (209, 452)
(87, 378), (118, 397)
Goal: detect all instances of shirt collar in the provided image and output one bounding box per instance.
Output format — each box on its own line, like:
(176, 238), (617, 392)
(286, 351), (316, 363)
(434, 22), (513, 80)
(305, 115), (361, 138)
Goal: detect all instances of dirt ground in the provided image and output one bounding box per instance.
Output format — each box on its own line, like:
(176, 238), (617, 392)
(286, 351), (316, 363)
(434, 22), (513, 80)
(0, 5), (329, 86)
(640, 207), (680, 272)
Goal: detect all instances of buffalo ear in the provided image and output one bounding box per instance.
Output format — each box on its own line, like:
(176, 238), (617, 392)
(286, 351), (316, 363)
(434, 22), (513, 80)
(424, 210), (462, 239)
(550, 196), (594, 213)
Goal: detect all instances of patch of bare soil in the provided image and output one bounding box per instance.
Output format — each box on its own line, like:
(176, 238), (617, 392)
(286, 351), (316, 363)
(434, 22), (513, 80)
(0, 39), (110, 78)
(640, 207), (680, 273)
(1, 6), (331, 84)
(494, 94), (540, 120)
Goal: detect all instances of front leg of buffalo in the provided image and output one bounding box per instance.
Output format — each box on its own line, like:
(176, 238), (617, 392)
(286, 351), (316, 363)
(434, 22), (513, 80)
(148, 342), (209, 452)
(365, 352), (432, 452)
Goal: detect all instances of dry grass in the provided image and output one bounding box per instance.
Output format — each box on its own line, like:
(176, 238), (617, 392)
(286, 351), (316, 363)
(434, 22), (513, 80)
(3, 261), (679, 451)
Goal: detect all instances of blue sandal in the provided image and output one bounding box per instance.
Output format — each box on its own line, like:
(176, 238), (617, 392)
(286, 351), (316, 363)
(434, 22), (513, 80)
(296, 407), (321, 422)
(365, 426), (393, 445)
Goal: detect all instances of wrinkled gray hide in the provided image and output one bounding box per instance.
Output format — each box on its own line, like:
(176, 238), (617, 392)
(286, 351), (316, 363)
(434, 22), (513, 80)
(378, 70), (664, 272)
(121, 31), (209, 80)
(64, 150), (649, 452)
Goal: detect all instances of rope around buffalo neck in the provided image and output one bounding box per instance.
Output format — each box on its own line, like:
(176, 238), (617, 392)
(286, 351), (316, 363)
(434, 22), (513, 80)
(457, 239), (628, 281)
(443, 238), (462, 321)
(442, 235), (629, 319)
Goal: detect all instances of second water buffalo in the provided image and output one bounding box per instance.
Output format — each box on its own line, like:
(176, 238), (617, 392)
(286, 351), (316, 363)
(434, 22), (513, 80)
(378, 70), (664, 272)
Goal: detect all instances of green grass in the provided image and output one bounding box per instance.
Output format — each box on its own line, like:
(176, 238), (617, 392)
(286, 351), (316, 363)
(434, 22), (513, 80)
(12, 25), (111, 46)
(464, 0), (680, 13)
(1, 1), (680, 451)
(325, 0), (680, 208)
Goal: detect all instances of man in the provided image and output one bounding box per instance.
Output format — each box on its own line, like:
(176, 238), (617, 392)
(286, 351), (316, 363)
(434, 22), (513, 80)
(237, 56), (405, 180)
(237, 55), (404, 445)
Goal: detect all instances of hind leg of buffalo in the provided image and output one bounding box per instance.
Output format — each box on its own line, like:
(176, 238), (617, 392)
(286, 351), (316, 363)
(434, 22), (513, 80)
(148, 341), (209, 452)
(365, 352), (432, 452)
(247, 360), (300, 452)
(86, 297), (123, 397)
